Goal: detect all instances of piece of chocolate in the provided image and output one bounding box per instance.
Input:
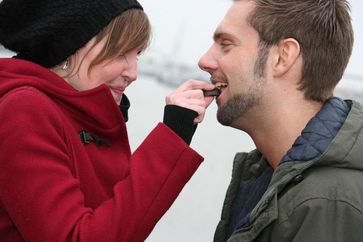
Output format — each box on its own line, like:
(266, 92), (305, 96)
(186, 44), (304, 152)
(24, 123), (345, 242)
(203, 82), (227, 97)
(203, 88), (221, 97)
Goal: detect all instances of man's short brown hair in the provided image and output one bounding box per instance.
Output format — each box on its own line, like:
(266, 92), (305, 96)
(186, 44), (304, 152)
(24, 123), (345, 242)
(238, 0), (354, 101)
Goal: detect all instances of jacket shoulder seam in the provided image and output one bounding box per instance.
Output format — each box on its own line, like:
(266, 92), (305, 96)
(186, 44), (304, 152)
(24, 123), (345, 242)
(279, 196), (363, 225)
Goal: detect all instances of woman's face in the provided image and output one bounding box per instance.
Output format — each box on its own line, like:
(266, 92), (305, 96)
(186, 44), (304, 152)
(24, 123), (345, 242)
(66, 36), (141, 104)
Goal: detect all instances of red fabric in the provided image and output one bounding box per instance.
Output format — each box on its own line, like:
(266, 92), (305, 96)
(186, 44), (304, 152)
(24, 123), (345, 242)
(0, 58), (203, 242)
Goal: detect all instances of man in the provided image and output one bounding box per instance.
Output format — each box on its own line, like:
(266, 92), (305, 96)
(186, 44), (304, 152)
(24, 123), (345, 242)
(199, 0), (363, 241)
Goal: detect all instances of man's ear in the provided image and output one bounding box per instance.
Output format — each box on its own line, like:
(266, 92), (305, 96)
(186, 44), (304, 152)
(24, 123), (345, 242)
(271, 38), (301, 77)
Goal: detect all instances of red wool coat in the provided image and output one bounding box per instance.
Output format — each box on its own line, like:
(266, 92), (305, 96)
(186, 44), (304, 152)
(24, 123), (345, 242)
(0, 58), (203, 242)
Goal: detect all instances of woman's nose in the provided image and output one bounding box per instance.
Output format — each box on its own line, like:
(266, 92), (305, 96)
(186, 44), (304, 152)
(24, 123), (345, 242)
(123, 55), (138, 82)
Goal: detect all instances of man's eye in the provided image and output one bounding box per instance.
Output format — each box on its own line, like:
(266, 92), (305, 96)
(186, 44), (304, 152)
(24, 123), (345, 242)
(220, 41), (232, 48)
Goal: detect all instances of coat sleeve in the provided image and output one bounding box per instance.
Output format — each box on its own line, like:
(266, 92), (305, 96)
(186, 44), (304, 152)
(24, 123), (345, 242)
(269, 198), (363, 242)
(0, 87), (204, 242)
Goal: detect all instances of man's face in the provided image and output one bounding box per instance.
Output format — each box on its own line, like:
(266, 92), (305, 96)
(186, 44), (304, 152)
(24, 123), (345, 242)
(198, 1), (269, 127)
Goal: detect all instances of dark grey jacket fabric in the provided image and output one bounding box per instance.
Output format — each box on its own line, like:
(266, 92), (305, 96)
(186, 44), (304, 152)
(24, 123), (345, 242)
(214, 99), (363, 242)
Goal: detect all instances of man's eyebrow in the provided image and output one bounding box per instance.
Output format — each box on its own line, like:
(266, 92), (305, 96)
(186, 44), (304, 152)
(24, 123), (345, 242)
(213, 31), (234, 42)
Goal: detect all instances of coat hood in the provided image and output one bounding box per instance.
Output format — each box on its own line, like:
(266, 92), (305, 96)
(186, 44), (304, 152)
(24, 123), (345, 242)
(0, 58), (126, 133)
(215, 96), (363, 242)
(237, 97), (363, 231)
(315, 100), (363, 168)
(274, 98), (363, 183)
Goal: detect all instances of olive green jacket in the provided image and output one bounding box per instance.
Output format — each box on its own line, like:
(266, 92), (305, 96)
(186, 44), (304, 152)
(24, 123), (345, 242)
(215, 100), (363, 242)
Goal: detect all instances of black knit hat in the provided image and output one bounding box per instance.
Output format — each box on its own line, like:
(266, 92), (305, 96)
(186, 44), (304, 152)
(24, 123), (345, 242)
(0, 0), (143, 68)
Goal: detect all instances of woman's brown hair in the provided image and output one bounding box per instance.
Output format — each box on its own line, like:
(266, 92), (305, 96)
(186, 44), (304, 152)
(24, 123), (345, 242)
(67, 8), (151, 76)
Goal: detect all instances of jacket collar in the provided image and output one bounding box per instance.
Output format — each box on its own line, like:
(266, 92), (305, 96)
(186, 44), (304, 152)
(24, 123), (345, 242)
(281, 97), (349, 163)
(251, 98), (352, 221)
(227, 98), (363, 241)
(0, 58), (128, 132)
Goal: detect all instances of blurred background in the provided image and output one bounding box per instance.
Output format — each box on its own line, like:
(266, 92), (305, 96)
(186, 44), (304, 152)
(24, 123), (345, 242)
(1, 0), (362, 241)
(132, 1), (363, 241)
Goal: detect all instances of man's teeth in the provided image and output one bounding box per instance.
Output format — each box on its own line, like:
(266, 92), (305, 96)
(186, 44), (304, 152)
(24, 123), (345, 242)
(215, 82), (228, 89)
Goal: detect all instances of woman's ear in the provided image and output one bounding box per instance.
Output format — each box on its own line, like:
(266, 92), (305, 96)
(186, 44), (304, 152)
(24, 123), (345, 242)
(271, 38), (301, 78)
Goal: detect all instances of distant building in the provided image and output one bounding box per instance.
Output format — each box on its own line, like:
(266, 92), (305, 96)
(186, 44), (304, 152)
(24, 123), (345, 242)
(139, 51), (363, 104)
(138, 53), (209, 87)
(2, 46), (363, 104)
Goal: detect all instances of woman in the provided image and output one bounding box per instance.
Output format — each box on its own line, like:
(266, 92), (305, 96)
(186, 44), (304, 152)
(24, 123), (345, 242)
(0, 0), (215, 241)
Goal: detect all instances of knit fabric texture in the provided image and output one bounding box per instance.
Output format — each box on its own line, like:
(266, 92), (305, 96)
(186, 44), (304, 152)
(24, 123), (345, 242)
(0, 0), (143, 68)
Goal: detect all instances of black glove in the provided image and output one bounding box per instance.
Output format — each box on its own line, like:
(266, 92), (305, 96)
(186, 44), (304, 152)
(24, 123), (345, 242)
(163, 105), (198, 145)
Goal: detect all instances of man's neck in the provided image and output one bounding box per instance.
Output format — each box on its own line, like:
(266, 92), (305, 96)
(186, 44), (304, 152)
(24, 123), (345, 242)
(243, 99), (323, 169)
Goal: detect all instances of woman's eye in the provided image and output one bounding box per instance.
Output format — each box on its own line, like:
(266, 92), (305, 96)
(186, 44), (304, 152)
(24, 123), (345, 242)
(136, 51), (144, 61)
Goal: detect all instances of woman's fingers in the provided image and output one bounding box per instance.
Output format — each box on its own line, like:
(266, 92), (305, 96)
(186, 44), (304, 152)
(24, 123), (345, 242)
(173, 79), (215, 93)
(166, 79), (216, 123)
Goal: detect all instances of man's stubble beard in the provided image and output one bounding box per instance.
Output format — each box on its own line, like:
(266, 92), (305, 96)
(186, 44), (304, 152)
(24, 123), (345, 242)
(216, 77), (264, 126)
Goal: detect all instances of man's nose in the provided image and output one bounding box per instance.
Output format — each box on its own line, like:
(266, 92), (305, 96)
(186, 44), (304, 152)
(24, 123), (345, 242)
(198, 48), (218, 73)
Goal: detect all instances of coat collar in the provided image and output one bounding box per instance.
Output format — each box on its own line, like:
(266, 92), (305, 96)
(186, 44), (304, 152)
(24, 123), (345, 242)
(281, 97), (349, 163)
(0, 58), (128, 133)
(249, 98), (353, 226)
(226, 99), (363, 241)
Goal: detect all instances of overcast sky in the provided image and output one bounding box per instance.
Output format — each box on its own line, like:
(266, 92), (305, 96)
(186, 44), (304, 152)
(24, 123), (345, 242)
(139, 0), (363, 78)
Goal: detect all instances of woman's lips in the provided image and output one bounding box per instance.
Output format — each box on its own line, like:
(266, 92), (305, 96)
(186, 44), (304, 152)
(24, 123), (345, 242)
(109, 86), (125, 102)
(110, 86), (124, 94)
